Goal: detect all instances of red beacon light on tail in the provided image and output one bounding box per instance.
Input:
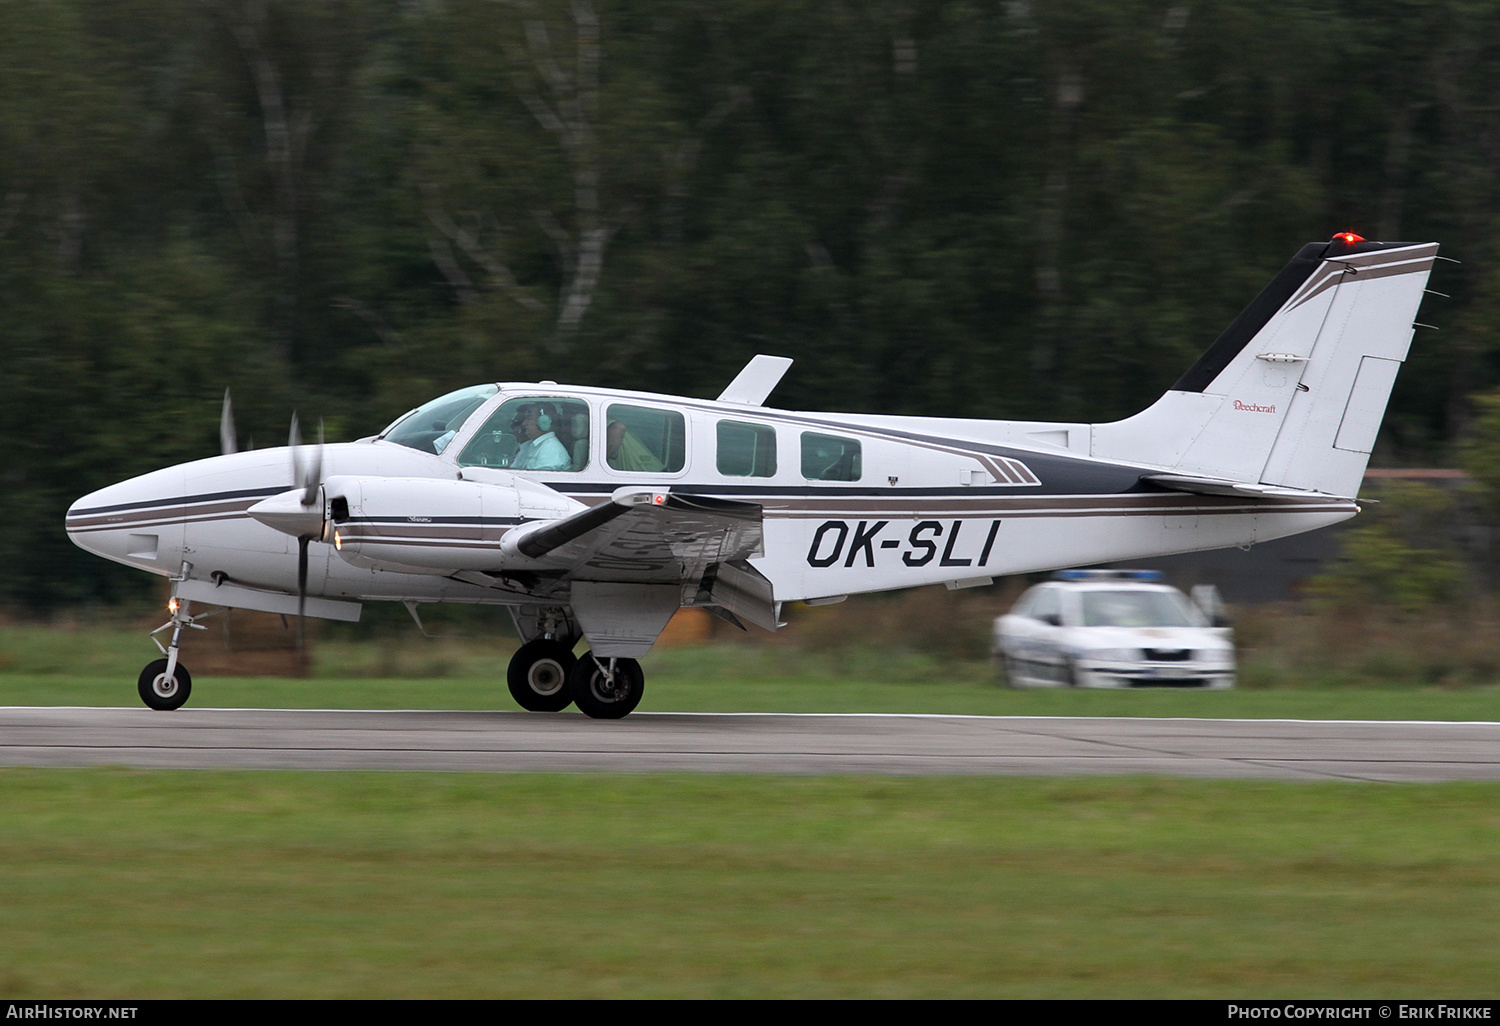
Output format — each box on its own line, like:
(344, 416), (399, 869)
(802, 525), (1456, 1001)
(1333, 231), (1365, 245)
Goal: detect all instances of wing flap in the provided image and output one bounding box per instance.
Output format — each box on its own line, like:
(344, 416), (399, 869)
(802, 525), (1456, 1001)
(511, 488), (766, 584)
(698, 558), (779, 632)
(508, 489), (776, 650)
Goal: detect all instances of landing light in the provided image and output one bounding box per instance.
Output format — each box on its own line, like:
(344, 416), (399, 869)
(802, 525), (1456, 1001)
(334, 529), (343, 551)
(167, 597), (179, 615)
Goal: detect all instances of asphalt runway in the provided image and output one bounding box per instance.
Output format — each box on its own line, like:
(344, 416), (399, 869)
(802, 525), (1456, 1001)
(2, 707), (1499, 781)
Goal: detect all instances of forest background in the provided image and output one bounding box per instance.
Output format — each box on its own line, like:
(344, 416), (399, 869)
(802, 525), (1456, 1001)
(7, 0), (1500, 612)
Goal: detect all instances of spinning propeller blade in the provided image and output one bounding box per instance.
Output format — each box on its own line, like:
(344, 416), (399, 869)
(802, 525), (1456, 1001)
(288, 414), (325, 509)
(287, 412), (325, 654)
(220, 389), (237, 455)
(297, 536), (309, 652)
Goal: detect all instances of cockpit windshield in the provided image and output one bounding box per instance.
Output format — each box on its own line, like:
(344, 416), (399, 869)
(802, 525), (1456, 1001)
(381, 384), (499, 455)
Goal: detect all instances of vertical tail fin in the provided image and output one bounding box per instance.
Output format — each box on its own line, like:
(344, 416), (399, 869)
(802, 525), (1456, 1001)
(1091, 235), (1439, 497)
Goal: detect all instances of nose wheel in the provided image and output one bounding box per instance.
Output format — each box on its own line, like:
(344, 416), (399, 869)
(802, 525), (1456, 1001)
(568, 652), (645, 719)
(506, 638), (577, 711)
(138, 658), (192, 711)
(139, 590), (207, 711)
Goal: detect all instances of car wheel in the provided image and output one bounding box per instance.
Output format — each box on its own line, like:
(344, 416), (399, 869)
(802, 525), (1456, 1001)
(1003, 656), (1027, 689)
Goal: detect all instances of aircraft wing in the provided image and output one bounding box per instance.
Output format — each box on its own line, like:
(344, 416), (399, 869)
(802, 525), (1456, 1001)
(507, 488), (777, 631)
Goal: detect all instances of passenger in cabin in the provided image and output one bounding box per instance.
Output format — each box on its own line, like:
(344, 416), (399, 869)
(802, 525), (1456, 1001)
(606, 420), (665, 472)
(508, 403), (571, 471)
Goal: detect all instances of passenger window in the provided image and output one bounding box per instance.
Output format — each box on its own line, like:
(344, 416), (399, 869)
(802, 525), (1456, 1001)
(606, 404), (685, 473)
(801, 432), (861, 482)
(716, 421), (777, 478)
(456, 397), (591, 472)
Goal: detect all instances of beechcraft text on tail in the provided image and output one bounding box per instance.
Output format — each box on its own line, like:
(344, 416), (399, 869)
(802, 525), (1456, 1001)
(67, 232), (1440, 718)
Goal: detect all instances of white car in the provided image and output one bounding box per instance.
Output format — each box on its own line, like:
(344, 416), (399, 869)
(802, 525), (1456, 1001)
(993, 570), (1234, 689)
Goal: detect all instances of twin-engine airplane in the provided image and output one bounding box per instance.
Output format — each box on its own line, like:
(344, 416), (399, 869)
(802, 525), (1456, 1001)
(68, 233), (1439, 717)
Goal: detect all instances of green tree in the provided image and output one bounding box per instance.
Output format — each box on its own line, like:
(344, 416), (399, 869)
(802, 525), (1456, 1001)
(1307, 481), (1465, 614)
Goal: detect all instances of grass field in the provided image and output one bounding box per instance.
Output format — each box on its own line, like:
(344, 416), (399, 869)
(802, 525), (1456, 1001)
(4, 623), (1500, 720)
(2, 769), (1498, 998)
(7, 670), (1500, 722)
(4, 619), (1500, 998)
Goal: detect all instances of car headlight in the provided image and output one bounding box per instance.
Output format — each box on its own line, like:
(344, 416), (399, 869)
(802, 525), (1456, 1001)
(1081, 648), (1140, 662)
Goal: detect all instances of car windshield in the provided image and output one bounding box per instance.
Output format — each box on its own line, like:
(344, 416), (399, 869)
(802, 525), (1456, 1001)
(1080, 590), (1202, 628)
(381, 384), (499, 454)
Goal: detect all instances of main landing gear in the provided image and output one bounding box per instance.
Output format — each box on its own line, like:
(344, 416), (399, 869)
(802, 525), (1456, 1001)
(568, 653), (644, 720)
(504, 642), (645, 719)
(138, 596), (207, 711)
(506, 638), (577, 712)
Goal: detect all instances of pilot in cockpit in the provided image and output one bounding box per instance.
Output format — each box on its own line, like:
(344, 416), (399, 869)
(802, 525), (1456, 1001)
(508, 403), (572, 471)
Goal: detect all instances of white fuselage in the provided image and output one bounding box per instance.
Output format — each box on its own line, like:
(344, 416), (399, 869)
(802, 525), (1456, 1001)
(66, 382), (1357, 618)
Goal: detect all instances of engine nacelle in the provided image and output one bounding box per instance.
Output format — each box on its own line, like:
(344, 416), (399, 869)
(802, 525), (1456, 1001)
(323, 474), (582, 574)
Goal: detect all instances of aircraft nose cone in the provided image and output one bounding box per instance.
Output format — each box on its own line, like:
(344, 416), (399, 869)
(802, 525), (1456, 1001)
(64, 467), (187, 570)
(65, 483), (132, 556)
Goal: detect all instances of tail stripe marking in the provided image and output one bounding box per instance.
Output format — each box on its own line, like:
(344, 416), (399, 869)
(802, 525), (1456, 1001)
(1285, 252), (1436, 313)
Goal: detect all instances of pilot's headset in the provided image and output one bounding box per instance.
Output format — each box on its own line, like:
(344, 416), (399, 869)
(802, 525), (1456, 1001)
(534, 404), (554, 433)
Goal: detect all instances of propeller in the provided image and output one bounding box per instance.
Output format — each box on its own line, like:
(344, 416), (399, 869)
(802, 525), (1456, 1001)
(220, 388), (237, 455)
(288, 413), (324, 507)
(287, 413), (325, 652)
(243, 410), (331, 655)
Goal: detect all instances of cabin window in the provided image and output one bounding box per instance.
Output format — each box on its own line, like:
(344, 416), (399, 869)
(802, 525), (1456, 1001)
(382, 384), (498, 455)
(716, 420), (777, 478)
(606, 404), (685, 473)
(456, 397), (591, 472)
(801, 431), (861, 482)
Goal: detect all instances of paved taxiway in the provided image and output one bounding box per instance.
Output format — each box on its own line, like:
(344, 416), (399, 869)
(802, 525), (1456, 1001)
(2, 707), (1499, 781)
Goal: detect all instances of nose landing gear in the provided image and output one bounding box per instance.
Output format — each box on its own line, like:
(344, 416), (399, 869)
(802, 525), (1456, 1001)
(139, 593), (207, 711)
(138, 657), (192, 711)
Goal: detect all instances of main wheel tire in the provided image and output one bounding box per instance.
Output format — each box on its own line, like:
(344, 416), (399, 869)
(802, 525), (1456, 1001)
(568, 652), (644, 720)
(507, 639), (577, 712)
(138, 658), (192, 711)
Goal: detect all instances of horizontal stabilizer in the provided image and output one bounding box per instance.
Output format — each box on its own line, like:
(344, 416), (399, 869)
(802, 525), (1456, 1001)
(1143, 473), (1349, 502)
